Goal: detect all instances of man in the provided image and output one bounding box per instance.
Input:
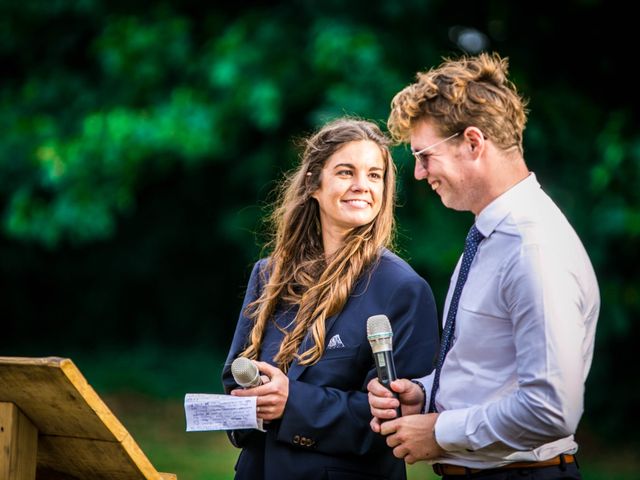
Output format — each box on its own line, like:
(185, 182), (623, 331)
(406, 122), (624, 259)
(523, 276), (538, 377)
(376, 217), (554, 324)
(367, 52), (599, 479)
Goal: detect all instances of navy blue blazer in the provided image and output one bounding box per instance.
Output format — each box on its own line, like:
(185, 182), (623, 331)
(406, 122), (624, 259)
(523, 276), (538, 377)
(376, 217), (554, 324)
(222, 249), (438, 480)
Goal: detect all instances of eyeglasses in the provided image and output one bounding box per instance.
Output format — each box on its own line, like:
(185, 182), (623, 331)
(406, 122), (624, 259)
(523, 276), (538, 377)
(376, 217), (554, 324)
(412, 131), (461, 166)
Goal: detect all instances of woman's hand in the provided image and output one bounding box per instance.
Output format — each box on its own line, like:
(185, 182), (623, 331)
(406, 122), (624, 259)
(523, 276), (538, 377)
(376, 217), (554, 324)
(231, 360), (289, 421)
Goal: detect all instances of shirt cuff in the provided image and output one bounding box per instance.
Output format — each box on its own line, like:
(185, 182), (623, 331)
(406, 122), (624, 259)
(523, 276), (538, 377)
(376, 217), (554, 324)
(412, 374), (434, 414)
(413, 374), (434, 396)
(410, 380), (427, 414)
(435, 407), (474, 452)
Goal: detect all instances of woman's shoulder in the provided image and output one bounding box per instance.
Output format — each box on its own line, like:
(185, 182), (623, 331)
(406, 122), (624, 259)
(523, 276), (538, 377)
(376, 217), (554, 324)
(250, 256), (271, 273)
(253, 256), (269, 269)
(246, 257), (272, 288)
(372, 248), (427, 284)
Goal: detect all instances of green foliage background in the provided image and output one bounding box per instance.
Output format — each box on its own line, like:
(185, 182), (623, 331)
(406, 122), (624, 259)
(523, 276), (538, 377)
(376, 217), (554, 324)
(2, 0), (639, 462)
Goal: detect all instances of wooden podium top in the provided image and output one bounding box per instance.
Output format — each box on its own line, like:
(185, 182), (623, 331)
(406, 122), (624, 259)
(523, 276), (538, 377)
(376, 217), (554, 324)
(0, 356), (176, 480)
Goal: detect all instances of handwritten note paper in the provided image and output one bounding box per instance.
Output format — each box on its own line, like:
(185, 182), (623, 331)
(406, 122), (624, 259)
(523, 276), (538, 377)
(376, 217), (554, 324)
(184, 393), (260, 431)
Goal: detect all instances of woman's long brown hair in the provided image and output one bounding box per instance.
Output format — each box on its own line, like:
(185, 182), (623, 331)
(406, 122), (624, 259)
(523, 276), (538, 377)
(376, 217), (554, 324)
(240, 118), (396, 372)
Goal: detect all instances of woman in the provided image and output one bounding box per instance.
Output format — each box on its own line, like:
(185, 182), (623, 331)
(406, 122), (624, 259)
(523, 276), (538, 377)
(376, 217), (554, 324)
(222, 118), (438, 480)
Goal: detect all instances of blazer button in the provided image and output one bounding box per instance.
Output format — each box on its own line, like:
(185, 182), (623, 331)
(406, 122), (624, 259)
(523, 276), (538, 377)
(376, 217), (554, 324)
(293, 435), (300, 444)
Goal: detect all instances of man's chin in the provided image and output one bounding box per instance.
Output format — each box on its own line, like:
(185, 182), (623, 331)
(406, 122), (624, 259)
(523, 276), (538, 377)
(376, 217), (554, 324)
(440, 197), (465, 212)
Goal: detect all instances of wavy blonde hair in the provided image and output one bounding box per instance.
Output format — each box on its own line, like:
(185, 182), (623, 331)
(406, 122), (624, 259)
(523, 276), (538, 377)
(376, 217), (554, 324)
(240, 118), (396, 372)
(388, 52), (528, 155)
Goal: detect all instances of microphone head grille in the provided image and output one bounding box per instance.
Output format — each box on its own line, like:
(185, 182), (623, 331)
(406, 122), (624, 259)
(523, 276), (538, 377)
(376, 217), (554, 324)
(231, 357), (258, 385)
(367, 314), (392, 338)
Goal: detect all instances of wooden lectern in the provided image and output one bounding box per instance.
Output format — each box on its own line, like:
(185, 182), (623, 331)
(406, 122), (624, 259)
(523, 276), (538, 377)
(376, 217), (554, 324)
(0, 356), (177, 480)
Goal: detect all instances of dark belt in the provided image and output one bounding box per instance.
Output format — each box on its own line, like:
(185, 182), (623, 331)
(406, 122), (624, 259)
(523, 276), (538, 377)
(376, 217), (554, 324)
(433, 454), (576, 476)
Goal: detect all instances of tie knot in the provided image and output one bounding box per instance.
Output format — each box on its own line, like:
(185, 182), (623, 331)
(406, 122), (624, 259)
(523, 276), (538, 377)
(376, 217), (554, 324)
(466, 224), (485, 247)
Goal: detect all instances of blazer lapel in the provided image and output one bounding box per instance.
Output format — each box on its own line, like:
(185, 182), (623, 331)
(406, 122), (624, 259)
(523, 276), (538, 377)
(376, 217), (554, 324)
(287, 312), (340, 381)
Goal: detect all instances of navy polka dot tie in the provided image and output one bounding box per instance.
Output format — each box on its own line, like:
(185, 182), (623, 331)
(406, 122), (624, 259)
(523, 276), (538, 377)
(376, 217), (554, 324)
(428, 224), (485, 413)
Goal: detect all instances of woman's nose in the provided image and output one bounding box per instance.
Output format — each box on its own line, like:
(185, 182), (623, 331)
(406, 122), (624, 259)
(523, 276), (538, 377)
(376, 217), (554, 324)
(350, 182), (368, 192)
(351, 173), (370, 191)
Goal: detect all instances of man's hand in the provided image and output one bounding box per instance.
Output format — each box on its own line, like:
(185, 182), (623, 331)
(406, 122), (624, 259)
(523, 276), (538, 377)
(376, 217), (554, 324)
(231, 361), (289, 421)
(380, 413), (445, 464)
(367, 378), (424, 433)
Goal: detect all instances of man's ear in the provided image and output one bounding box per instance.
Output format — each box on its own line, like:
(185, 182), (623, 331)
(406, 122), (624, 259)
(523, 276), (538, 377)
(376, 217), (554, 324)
(464, 126), (485, 157)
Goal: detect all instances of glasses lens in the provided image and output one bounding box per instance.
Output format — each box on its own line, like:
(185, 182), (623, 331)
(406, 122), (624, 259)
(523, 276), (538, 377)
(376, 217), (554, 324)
(415, 152), (428, 168)
(412, 131), (461, 168)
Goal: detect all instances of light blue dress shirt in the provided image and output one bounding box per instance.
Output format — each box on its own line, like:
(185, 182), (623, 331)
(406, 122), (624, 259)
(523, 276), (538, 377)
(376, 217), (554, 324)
(417, 173), (600, 468)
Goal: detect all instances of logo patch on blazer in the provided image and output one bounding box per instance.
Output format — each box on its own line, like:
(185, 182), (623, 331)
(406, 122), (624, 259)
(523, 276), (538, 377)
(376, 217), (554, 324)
(327, 334), (345, 349)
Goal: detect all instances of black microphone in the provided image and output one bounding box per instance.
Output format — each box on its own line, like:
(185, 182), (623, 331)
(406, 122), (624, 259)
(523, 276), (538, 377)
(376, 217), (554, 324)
(231, 357), (263, 388)
(367, 314), (402, 417)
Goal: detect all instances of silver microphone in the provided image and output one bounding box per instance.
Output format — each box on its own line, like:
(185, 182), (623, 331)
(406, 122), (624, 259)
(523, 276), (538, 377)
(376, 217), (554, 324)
(367, 314), (394, 355)
(231, 357), (263, 388)
(367, 314), (401, 417)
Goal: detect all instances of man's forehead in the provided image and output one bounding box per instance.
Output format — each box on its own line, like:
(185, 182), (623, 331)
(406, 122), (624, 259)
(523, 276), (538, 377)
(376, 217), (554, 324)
(410, 121), (438, 147)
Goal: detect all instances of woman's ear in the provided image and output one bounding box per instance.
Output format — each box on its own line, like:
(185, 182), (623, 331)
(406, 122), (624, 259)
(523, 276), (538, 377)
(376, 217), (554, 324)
(307, 171), (320, 199)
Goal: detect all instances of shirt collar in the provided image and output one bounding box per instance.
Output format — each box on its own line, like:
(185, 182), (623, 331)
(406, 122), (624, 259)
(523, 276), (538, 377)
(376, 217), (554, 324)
(475, 172), (539, 238)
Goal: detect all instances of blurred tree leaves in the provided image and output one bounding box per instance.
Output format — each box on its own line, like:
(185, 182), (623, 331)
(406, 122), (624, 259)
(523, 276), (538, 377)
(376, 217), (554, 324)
(0, 3), (405, 246)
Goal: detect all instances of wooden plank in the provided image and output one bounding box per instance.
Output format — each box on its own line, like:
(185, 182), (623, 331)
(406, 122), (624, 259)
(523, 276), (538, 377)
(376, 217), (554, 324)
(0, 402), (38, 480)
(35, 436), (165, 480)
(0, 357), (176, 480)
(0, 357), (127, 441)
